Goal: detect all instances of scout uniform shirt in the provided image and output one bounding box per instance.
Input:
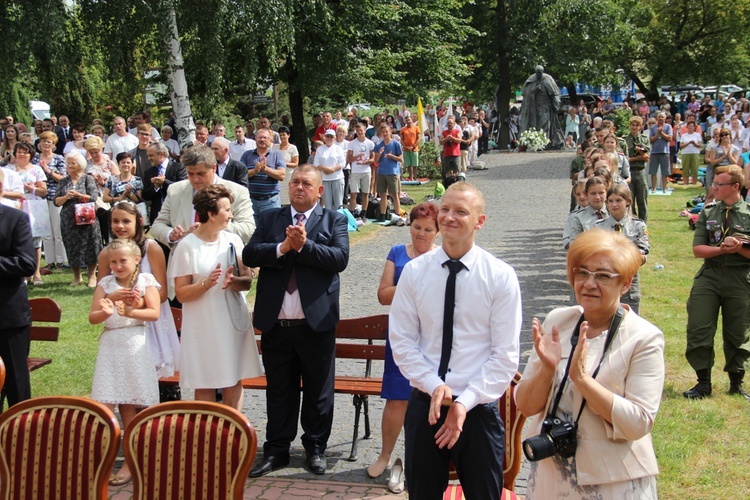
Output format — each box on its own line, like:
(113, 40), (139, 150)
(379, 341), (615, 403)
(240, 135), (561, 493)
(625, 133), (650, 170)
(595, 214), (649, 302)
(694, 199), (750, 266)
(563, 205), (608, 249)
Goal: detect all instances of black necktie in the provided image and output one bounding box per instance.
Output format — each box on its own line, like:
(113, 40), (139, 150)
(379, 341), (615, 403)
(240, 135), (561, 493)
(285, 213), (306, 294)
(438, 259), (465, 381)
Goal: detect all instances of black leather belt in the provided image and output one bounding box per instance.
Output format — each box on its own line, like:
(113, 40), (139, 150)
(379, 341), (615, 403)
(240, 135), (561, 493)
(276, 319), (307, 328)
(250, 193), (278, 201)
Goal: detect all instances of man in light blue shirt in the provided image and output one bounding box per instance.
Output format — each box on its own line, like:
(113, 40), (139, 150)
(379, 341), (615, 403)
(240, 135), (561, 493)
(648, 112), (672, 193)
(373, 125), (403, 222)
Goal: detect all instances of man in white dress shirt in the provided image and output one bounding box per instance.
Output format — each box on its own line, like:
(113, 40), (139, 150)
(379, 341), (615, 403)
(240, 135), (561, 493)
(389, 182), (522, 499)
(229, 125), (256, 161)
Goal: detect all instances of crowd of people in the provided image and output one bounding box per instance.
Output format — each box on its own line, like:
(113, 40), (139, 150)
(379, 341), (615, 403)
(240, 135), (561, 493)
(565, 92), (750, 195)
(4, 105), (494, 238)
(563, 91), (750, 408)
(1, 92), (749, 499)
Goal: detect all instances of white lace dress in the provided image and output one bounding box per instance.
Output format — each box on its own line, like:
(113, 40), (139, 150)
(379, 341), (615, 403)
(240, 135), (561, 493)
(91, 273), (160, 406)
(141, 239), (180, 377)
(168, 231), (262, 389)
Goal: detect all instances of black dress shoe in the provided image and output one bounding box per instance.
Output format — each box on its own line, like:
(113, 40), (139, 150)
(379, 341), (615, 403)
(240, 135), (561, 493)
(683, 381), (712, 399)
(307, 453), (326, 475)
(249, 454), (290, 477)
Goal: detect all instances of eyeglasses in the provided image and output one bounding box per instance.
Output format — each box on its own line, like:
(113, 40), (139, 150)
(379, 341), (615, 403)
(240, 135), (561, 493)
(712, 182), (736, 187)
(720, 133), (730, 137)
(573, 268), (621, 285)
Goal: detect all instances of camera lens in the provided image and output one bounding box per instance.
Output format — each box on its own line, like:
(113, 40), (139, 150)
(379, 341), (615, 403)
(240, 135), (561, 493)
(522, 434), (556, 462)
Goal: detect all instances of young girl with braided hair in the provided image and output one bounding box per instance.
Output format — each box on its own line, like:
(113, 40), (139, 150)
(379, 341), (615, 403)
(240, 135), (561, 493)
(88, 238), (161, 485)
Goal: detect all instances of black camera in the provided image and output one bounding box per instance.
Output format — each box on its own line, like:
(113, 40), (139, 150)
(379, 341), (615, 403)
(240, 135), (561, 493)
(522, 417), (577, 462)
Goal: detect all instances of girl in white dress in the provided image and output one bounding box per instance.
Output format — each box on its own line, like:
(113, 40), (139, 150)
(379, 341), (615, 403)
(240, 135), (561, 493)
(89, 239), (161, 486)
(97, 201), (180, 377)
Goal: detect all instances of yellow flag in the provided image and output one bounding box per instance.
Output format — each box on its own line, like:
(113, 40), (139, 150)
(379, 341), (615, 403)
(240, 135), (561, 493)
(416, 97), (428, 133)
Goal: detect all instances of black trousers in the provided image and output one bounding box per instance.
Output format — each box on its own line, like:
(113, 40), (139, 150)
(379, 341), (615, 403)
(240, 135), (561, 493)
(0, 325), (32, 407)
(479, 135), (489, 156)
(404, 390), (504, 500)
(261, 323), (336, 457)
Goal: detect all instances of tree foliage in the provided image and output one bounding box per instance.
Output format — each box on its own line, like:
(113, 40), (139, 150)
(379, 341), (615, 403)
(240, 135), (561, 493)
(0, 1), (100, 122)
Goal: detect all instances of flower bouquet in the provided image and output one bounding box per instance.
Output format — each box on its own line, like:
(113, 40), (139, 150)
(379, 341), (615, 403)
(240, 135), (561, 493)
(518, 128), (550, 152)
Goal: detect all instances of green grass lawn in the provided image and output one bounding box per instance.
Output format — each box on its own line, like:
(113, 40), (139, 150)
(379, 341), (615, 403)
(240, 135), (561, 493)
(638, 185), (750, 500)
(25, 180), (746, 498)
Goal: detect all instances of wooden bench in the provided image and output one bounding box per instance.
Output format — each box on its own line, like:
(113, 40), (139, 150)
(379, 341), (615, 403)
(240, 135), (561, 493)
(0, 298), (61, 411)
(28, 298), (62, 373)
(160, 312), (388, 461)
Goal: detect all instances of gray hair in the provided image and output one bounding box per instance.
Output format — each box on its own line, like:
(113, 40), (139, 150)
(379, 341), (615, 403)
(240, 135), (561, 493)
(149, 141), (169, 157)
(181, 144), (215, 168)
(211, 136), (230, 149)
(65, 151), (87, 169)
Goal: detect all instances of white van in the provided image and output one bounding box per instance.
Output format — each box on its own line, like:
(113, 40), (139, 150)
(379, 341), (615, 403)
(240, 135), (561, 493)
(29, 101), (51, 121)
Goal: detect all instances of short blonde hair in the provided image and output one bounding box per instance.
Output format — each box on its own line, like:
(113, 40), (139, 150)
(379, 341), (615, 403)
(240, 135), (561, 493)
(39, 131), (58, 144)
(566, 228), (641, 286)
(715, 164), (743, 185)
(84, 136), (105, 151)
(443, 182), (485, 214)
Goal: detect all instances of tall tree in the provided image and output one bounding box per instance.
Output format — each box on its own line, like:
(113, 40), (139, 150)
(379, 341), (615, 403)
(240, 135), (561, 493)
(277, 0), (473, 160)
(0, 1), (100, 123)
(615, 0), (750, 97)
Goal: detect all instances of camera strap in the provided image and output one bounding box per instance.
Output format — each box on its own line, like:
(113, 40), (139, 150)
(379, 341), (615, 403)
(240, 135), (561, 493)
(547, 306), (626, 425)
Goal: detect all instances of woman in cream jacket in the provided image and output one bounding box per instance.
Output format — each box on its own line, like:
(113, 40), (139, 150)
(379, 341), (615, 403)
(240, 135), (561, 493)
(516, 229), (664, 499)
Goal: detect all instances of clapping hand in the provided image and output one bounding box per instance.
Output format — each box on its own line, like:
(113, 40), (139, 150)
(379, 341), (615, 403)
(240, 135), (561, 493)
(170, 225), (185, 242)
(122, 289), (143, 309)
(106, 287), (133, 302)
(115, 300), (134, 318)
(287, 222), (307, 252)
(569, 321), (591, 384)
(531, 317), (561, 370)
(99, 298), (115, 317)
(222, 265), (236, 289)
(206, 263), (222, 288)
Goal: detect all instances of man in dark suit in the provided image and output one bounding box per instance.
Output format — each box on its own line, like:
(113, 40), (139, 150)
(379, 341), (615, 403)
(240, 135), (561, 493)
(0, 170), (37, 406)
(141, 142), (186, 227)
(210, 137), (248, 188)
(243, 164), (349, 477)
(54, 115), (71, 155)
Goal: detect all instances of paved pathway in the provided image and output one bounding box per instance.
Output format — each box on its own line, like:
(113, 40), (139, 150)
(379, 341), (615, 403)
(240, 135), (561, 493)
(109, 151), (574, 498)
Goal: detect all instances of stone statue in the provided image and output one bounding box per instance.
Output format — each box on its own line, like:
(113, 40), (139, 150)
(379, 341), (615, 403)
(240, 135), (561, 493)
(519, 65), (565, 149)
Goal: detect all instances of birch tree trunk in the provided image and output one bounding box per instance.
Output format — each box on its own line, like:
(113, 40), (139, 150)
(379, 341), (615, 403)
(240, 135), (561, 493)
(165, 6), (195, 148)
